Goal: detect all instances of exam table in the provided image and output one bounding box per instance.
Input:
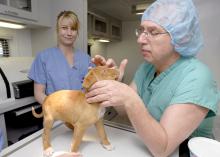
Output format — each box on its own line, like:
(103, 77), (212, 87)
(0, 121), (178, 157)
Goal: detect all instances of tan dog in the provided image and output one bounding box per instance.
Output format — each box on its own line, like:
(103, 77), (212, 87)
(32, 66), (119, 156)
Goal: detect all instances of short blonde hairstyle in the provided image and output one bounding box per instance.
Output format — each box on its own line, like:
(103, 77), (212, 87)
(56, 10), (80, 34)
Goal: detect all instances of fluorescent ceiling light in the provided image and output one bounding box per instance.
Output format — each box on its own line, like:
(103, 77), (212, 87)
(98, 39), (110, 43)
(0, 21), (26, 29)
(136, 12), (144, 15)
(132, 2), (153, 15)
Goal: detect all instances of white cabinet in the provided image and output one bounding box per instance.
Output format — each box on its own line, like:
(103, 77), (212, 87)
(0, 0), (38, 21)
(92, 15), (109, 38)
(88, 12), (122, 41)
(110, 20), (121, 40)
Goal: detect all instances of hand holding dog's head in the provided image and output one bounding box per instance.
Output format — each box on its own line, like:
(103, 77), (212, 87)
(82, 66), (119, 89)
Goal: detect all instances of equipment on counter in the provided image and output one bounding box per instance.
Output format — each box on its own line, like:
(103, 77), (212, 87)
(12, 80), (34, 99)
(0, 57), (34, 101)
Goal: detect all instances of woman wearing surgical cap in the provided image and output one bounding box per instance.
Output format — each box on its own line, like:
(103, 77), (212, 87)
(87, 0), (220, 156)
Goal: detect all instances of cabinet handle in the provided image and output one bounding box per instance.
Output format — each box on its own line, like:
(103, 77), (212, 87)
(14, 104), (41, 116)
(4, 10), (18, 16)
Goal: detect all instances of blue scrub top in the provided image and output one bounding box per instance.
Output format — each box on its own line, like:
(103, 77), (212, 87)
(28, 47), (94, 95)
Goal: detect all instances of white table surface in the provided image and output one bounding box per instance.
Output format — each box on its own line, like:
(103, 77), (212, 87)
(1, 122), (179, 157)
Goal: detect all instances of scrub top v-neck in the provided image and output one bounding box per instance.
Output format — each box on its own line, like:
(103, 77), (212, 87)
(28, 47), (93, 95)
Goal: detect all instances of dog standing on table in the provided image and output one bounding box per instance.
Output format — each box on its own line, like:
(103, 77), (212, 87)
(32, 66), (119, 157)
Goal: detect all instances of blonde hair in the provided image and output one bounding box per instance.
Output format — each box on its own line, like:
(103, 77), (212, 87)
(56, 10), (80, 34)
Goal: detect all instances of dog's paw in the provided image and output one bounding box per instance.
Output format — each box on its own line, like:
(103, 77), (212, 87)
(102, 143), (114, 151)
(53, 151), (83, 157)
(44, 149), (83, 157)
(43, 147), (54, 157)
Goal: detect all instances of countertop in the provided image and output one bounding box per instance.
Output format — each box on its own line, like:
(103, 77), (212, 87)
(0, 97), (36, 114)
(1, 121), (179, 157)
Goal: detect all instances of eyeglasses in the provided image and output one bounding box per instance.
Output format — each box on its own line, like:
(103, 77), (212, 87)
(135, 27), (168, 38)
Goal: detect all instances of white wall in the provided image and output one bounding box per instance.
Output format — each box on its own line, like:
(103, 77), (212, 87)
(90, 40), (107, 58)
(37, 0), (52, 27)
(193, 0), (220, 113)
(90, 21), (143, 84)
(31, 0), (87, 55)
(106, 21), (144, 84)
(0, 28), (32, 57)
(194, 0), (220, 87)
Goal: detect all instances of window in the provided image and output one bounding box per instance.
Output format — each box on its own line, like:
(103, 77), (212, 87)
(0, 38), (10, 57)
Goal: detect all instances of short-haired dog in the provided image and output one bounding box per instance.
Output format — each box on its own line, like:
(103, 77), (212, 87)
(32, 66), (119, 156)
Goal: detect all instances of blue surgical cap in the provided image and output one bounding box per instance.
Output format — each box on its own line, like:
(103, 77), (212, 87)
(141, 0), (203, 56)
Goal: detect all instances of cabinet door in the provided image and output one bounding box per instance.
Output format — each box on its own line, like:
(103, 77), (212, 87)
(110, 23), (121, 40)
(92, 16), (109, 37)
(0, 0), (38, 21)
(0, 0), (7, 5)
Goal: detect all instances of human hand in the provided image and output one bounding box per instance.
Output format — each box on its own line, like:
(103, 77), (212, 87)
(85, 80), (137, 107)
(92, 55), (128, 81)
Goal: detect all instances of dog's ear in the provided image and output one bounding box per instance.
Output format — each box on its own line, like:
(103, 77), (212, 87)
(82, 69), (97, 89)
(82, 66), (120, 90)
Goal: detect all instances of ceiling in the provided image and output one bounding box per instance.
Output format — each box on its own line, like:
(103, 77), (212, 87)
(88, 0), (154, 21)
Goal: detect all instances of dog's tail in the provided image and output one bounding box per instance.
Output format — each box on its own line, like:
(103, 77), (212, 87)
(32, 106), (43, 118)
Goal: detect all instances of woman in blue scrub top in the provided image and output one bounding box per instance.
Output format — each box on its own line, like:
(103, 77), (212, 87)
(29, 10), (93, 105)
(86, 0), (220, 157)
(29, 10), (90, 157)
